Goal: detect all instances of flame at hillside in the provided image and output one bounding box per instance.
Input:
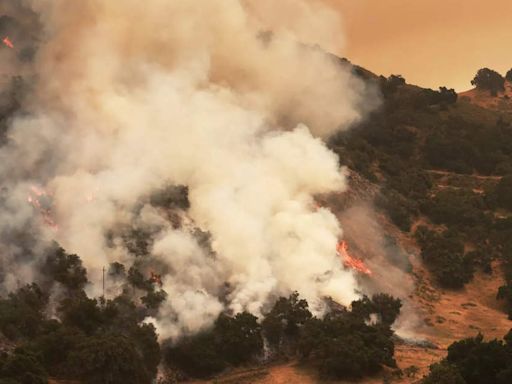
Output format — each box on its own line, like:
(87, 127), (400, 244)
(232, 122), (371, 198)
(27, 186), (58, 231)
(337, 241), (372, 276)
(2, 36), (14, 49)
(0, 0), (380, 340)
(150, 272), (163, 287)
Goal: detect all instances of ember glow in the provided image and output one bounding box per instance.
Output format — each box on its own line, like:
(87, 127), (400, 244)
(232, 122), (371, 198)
(2, 36), (14, 49)
(84, 187), (99, 203)
(0, 0), (373, 338)
(150, 272), (163, 287)
(337, 241), (372, 276)
(27, 186), (58, 230)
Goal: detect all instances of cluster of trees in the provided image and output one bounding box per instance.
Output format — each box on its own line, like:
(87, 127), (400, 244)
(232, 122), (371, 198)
(165, 312), (263, 378)
(423, 331), (512, 384)
(423, 117), (512, 175)
(149, 184), (190, 210)
(471, 68), (506, 96)
(0, 247), (160, 384)
(470, 66), (512, 95)
(165, 292), (402, 380)
(377, 74), (457, 108)
(330, 65), (512, 298)
(0, 242), (404, 383)
(415, 227), (474, 288)
(421, 190), (487, 229)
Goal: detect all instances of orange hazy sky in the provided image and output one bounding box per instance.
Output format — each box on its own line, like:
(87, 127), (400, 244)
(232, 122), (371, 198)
(324, 0), (512, 91)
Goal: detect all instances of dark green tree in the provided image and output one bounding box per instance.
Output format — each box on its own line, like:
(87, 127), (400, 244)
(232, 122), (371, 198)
(28, 325), (86, 377)
(505, 68), (512, 82)
(0, 349), (47, 384)
(108, 262), (126, 278)
(127, 266), (153, 292)
(438, 86), (458, 105)
(423, 362), (467, 384)
(471, 68), (505, 96)
(351, 294), (402, 326)
(214, 312), (263, 365)
(0, 284), (49, 340)
(165, 332), (226, 378)
(68, 334), (151, 384)
(42, 246), (88, 291)
(298, 315), (396, 379)
(417, 229), (473, 288)
(58, 293), (103, 335)
(447, 333), (511, 384)
(141, 290), (167, 310)
(262, 292), (312, 347)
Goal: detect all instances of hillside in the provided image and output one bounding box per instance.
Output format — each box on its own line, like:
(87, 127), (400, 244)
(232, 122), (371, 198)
(3, 63), (512, 383)
(2, 5), (512, 381)
(175, 68), (512, 383)
(459, 80), (512, 111)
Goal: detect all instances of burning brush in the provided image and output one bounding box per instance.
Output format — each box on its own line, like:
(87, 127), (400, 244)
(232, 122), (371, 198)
(150, 271), (163, 287)
(337, 240), (372, 276)
(2, 36), (14, 49)
(27, 185), (58, 230)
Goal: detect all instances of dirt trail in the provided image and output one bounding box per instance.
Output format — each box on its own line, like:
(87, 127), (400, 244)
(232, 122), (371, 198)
(426, 170), (502, 181)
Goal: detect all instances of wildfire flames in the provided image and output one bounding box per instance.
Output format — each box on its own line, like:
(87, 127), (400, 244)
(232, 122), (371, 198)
(337, 240), (372, 276)
(150, 272), (163, 287)
(2, 36), (14, 49)
(27, 186), (58, 230)
(84, 187), (99, 203)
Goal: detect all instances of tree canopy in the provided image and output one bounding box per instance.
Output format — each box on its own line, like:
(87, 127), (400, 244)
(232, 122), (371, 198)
(471, 68), (505, 96)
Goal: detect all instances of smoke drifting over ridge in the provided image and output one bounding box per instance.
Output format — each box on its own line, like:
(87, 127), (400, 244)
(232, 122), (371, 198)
(0, 0), (379, 339)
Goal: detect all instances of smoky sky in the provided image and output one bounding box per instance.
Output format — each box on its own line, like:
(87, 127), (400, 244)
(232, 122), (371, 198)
(326, 0), (512, 91)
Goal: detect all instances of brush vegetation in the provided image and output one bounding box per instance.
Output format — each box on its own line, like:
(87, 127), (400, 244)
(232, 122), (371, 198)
(0, 248), (403, 383)
(331, 67), (512, 312)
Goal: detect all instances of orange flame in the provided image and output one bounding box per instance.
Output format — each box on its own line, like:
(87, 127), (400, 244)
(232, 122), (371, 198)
(150, 271), (163, 287)
(337, 241), (372, 276)
(2, 37), (14, 49)
(27, 186), (58, 231)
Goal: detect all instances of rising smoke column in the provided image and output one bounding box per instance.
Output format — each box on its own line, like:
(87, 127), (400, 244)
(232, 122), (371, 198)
(0, 0), (378, 339)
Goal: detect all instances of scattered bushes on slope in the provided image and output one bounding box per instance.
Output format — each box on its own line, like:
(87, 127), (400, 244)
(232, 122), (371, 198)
(423, 331), (512, 384)
(164, 292), (402, 381)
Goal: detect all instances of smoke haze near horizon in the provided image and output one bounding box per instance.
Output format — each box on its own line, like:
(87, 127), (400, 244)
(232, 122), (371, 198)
(325, 0), (512, 91)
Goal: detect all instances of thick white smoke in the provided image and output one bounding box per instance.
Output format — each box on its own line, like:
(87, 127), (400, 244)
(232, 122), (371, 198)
(0, 0), (378, 339)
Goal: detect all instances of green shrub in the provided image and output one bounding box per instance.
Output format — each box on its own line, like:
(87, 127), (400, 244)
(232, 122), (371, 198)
(262, 292), (312, 348)
(67, 334), (151, 384)
(417, 229), (474, 288)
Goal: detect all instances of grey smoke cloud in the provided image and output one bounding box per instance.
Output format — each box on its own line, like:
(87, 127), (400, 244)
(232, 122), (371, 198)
(0, 0), (379, 339)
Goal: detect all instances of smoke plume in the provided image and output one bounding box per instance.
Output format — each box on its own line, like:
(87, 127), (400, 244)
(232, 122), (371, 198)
(0, 0), (378, 339)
